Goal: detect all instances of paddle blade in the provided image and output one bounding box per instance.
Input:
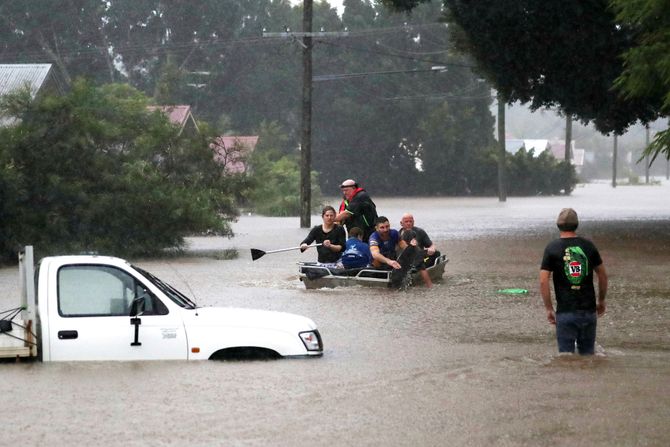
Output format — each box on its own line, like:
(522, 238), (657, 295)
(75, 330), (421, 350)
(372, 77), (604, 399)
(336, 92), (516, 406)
(250, 248), (266, 261)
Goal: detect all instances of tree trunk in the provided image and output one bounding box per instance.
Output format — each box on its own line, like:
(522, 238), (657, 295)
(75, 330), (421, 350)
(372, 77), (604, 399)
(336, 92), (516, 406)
(645, 124), (650, 184)
(612, 134), (618, 188)
(497, 92), (507, 202)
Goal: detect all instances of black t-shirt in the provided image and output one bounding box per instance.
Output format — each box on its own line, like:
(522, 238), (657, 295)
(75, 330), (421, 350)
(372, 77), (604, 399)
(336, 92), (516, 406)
(399, 226), (432, 249)
(301, 225), (346, 263)
(541, 236), (603, 313)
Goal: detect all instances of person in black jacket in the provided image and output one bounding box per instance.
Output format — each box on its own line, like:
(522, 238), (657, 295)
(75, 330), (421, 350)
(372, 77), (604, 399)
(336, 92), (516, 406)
(335, 179), (378, 241)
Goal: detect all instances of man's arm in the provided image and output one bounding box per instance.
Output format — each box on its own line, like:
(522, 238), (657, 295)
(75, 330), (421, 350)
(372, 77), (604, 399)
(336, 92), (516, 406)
(334, 210), (350, 223)
(594, 264), (608, 317)
(539, 269), (556, 325)
(419, 229), (436, 255)
(370, 245), (400, 269)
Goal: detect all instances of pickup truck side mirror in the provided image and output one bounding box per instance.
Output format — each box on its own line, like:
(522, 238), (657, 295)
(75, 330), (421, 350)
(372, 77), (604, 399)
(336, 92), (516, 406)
(129, 295), (146, 317)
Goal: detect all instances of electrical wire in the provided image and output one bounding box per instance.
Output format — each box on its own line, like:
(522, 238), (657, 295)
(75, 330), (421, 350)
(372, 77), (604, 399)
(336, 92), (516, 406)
(0, 306), (38, 345)
(317, 39), (475, 69)
(0, 330), (37, 346)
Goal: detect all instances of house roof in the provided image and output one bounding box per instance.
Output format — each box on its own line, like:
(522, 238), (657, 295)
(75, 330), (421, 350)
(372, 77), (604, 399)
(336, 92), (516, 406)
(0, 64), (53, 97)
(550, 142), (585, 166)
(212, 136), (259, 174)
(504, 139), (550, 155)
(523, 139), (549, 153)
(147, 105), (199, 134)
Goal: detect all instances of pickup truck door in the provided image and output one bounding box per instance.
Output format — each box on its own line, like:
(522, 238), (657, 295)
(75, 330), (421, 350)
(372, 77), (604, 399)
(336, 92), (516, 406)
(47, 264), (188, 361)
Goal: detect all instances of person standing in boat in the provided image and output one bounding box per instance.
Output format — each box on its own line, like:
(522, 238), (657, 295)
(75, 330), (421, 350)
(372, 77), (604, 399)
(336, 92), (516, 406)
(368, 216), (402, 270)
(335, 179), (378, 241)
(300, 205), (346, 267)
(399, 213), (440, 288)
(540, 208), (608, 355)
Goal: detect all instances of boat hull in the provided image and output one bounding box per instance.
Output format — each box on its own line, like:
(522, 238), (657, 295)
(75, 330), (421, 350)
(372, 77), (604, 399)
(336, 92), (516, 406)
(298, 255), (448, 289)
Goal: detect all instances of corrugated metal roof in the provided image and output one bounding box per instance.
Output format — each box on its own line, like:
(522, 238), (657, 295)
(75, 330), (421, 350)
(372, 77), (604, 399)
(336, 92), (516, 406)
(0, 64), (53, 97)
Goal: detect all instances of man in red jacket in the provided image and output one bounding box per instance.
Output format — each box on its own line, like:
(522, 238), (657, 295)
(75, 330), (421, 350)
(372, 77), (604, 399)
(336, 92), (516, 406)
(335, 179), (378, 241)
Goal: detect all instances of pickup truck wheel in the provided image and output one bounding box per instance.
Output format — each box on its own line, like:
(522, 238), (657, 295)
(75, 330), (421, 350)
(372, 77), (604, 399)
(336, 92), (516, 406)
(209, 347), (281, 361)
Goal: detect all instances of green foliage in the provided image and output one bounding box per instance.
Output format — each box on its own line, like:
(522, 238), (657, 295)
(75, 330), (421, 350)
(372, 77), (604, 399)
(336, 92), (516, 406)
(612, 0), (670, 162)
(3, 1), (542, 197)
(0, 80), (234, 261)
(241, 121), (322, 216)
(504, 149), (577, 196)
(418, 96), (496, 195)
(384, 0), (663, 135)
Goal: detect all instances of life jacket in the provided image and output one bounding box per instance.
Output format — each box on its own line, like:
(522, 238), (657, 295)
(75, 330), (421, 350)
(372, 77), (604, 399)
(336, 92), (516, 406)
(338, 187), (365, 212)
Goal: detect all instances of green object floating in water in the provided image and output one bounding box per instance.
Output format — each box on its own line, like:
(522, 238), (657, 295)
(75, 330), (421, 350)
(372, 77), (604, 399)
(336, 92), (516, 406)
(497, 288), (529, 294)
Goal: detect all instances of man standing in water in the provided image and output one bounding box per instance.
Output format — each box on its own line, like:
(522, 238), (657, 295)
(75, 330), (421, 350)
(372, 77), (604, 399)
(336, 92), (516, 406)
(399, 213), (439, 288)
(335, 179), (378, 241)
(540, 208), (608, 355)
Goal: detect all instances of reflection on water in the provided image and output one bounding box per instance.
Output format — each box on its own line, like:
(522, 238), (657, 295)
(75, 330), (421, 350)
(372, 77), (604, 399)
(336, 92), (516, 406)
(1, 181), (669, 446)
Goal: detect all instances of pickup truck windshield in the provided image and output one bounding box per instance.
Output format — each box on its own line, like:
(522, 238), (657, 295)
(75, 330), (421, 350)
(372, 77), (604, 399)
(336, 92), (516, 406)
(133, 266), (197, 309)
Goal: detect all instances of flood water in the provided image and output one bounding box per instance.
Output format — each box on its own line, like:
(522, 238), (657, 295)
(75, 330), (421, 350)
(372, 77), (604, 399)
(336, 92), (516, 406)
(1, 181), (669, 446)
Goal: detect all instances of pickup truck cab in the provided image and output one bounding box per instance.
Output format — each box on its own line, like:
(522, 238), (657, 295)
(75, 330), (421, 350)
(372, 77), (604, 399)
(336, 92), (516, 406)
(0, 247), (323, 361)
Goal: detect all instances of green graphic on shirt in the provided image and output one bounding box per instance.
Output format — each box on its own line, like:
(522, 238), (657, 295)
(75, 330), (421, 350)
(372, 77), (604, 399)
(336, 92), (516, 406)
(563, 246), (588, 286)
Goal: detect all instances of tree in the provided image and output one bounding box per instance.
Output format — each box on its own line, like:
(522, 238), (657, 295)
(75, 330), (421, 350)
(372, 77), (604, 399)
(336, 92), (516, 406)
(611, 0), (670, 162)
(381, 0), (663, 135)
(418, 95), (496, 194)
(0, 0), (117, 83)
(246, 121), (323, 216)
(0, 81), (233, 261)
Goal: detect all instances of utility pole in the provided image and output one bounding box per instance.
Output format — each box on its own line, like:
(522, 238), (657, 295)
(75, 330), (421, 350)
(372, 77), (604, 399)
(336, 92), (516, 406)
(300, 0), (313, 228)
(262, 5), (348, 228)
(497, 91), (507, 202)
(645, 124), (650, 184)
(612, 134), (618, 188)
(565, 114), (572, 195)
(564, 114), (572, 162)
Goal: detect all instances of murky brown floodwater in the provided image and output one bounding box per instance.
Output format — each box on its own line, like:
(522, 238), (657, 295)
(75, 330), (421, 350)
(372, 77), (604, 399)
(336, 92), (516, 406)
(1, 181), (669, 446)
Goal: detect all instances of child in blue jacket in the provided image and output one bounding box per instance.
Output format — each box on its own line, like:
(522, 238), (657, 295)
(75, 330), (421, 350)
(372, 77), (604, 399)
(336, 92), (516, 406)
(340, 227), (373, 269)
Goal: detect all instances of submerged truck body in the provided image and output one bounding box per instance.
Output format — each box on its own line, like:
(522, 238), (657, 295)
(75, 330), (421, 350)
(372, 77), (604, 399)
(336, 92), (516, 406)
(0, 247), (322, 361)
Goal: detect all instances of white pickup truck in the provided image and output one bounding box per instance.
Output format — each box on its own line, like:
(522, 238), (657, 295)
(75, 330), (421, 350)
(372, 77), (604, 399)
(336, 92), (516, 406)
(0, 247), (322, 361)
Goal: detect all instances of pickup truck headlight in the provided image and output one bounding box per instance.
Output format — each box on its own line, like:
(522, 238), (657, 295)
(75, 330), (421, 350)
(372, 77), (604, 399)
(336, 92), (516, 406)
(299, 330), (323, 352)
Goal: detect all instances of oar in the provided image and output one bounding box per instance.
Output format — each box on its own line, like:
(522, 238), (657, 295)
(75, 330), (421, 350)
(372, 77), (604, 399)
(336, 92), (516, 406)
(251, 243), (322, 261)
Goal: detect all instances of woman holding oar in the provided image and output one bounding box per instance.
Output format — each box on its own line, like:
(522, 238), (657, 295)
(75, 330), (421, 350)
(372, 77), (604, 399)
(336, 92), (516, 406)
(299, 206), (346, 267)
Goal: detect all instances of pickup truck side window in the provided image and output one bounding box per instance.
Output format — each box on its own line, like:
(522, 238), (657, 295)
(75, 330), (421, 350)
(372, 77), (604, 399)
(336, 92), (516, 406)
(58, 265), (168, 317)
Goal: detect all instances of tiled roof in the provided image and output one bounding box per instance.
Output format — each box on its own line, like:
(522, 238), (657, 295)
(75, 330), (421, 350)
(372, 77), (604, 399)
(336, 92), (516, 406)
(212, 136), (259, 174)
(146, 105), (199, 135)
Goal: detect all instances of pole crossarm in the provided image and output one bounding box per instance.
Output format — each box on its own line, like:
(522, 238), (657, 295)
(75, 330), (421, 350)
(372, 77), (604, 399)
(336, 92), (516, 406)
(262, 31), (350, 38)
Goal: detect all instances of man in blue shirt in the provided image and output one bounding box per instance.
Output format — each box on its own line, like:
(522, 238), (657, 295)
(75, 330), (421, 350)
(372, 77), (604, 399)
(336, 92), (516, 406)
(368, 216), (401, 270)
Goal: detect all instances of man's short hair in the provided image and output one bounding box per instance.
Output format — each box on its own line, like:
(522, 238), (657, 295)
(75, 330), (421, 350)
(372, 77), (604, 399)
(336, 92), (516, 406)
(375, 216), (389, 226)
(349, 227), (363, 238)
(556, 208), (579, 231)
(401, 229), (416, 243)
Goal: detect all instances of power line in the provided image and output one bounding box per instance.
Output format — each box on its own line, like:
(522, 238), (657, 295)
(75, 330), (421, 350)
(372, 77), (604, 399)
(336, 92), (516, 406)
(313, 66), (448, 82)
(318, 39), (475, 69)
(1, 22), (448, 62)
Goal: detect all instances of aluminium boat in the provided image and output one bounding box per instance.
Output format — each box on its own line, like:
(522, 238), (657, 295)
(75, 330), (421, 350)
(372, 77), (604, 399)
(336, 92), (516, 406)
(298, 254), (448, 289)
